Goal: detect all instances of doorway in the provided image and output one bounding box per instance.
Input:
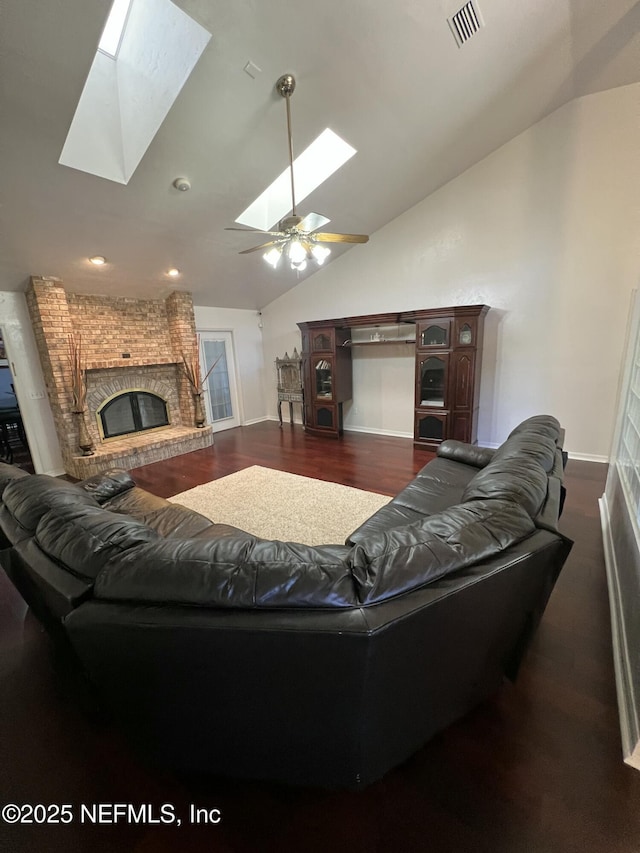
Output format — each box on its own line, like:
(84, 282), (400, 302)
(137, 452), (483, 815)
(199, 330), (241, 432)
(0, 327), (35, 472)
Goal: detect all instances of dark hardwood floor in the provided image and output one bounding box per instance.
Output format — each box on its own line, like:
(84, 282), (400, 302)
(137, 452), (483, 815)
(129, 420), (435, 498)
(1, 422), (639, 853)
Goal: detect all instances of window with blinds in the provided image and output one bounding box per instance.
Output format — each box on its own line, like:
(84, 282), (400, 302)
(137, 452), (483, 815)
(613, 291), (640, 535)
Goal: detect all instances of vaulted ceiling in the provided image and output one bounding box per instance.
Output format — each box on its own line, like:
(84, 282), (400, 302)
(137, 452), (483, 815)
(1, 0), (638, 309)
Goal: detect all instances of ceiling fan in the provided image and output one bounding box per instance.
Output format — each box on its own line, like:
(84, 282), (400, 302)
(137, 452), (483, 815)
(226, 74), (369, 271)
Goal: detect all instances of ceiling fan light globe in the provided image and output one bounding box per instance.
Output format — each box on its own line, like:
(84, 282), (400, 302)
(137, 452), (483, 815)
(291, 259), (307, 272)
(287, 239), (307, 264)
(311, 244), (331, 265)
(263, 246), (283, 268)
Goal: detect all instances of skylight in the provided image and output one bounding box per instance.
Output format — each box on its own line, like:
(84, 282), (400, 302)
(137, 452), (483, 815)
(235, 129), (357, 232)
(59, 0), (211, 185)
(98, 0), (132, 58)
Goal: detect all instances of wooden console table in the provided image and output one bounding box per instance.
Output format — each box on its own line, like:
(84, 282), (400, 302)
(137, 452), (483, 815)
(276, 350), (305, 427)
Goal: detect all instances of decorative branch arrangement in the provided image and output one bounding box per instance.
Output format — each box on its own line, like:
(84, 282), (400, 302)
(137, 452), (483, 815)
(67, 333), (94, 454)
(67, 333), (88, 413)
(180, 335), (221, 394)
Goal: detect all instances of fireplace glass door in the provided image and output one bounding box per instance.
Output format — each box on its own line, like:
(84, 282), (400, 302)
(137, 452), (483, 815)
(100, 391), (169, 439)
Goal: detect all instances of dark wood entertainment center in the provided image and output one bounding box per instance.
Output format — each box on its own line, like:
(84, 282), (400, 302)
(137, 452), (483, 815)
(298, 305), (489, 447)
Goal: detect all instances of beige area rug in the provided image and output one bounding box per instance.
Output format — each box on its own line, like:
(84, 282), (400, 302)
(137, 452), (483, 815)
(168, 465), (391, 546)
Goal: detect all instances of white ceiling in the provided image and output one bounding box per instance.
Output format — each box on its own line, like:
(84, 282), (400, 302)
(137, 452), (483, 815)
(1, 0), (638, 310)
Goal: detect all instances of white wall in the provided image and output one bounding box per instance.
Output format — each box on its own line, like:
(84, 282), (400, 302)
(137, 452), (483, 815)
(260, 83), (640, 460)
(0, 291), (64, 474)
(194, 306), (266, 425)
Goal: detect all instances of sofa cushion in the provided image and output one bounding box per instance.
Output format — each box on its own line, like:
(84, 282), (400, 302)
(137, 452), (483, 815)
(103, 485), (173, 518)
(414, 455), (482, 489)
(191, 522), (258, 542)
(351, 499), (535, 605)
(94, 537), (357, 609)
(79, 468), (136, 503)
(507, 414), (561, 443)
(347, 457), (477, 544)
(144, 505), (217, 538)
(492, 432), (558, 474)
(461, 455), (548, 518)
(3, 475), (100, 534)
(104, 487), (214, 537)
(346, 502), (425, 544)
(35, 503), (160, 581)
(436, 440), (495, 468)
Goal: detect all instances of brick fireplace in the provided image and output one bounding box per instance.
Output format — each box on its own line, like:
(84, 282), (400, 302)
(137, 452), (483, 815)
(27, 277), (213, 479)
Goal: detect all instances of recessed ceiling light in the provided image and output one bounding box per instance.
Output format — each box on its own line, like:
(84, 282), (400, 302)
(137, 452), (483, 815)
(89, 255), (106, 265)
(167, 268), (180, 277)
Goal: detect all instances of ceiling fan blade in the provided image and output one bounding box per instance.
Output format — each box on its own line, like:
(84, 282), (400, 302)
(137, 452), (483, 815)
(239, 240), (283, 255)
(313, 232), (369, 244)
(226, 226), (282, 235)
(298, 212), (330, 233)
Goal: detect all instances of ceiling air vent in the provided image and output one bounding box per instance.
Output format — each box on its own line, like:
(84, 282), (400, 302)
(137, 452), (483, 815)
(448, 1), (483, 47)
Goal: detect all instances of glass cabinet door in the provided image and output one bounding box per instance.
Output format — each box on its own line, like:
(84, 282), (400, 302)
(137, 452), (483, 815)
(315, 359), (333, 399)
(418, 321), (450, 348)
(312, 331), (333, 352)
(458, 323), (473, 345)
(419, 355), (447, 407)
(454, 317), (476, 347)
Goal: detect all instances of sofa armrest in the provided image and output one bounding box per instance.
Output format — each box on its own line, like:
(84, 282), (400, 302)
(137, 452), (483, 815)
(78, 468), (136, 504)
(436, 440), (495, 469)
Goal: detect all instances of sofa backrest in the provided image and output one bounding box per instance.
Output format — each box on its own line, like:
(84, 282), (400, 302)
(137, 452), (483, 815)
(2, 475), (100, 535)
(0, 461), (31, 495)
(507, 414), (562, 444)
(350, 498), (535, 605)
(461, 455), (549, 518)
(460, 415), (563, 521)
(35, 503), (160, 581)
(93, 536), (357, 608)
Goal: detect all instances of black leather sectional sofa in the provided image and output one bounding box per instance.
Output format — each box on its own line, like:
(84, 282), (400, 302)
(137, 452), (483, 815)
(0, 415), (572, 787)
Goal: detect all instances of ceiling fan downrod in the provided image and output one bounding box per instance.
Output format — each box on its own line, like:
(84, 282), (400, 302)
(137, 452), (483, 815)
(276, 74), (297, 219)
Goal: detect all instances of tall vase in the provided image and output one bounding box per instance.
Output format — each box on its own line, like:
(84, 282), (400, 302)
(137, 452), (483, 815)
(73, 410), (95, 456)
(193, 392), (206, 428)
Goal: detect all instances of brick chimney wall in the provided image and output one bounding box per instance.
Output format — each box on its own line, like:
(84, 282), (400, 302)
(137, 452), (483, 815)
(27, 277), (201, 472)
(66, 293), (175, 368)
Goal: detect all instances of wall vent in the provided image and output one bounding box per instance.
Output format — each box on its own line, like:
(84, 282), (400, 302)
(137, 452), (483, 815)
(448, 1), (483, 47)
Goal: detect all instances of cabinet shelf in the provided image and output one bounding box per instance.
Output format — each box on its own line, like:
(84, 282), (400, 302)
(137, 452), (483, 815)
(343, 339), (415, 347)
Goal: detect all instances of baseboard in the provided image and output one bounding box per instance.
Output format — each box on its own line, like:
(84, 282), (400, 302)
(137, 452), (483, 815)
(260, 421), (609, 459)
(599, 494), (640, 771)
(263, 417), (415, 439)
(265, 415), (303, 426)
(481, 442), (607, 463)
(43, 467), (66, 478)
(343, 425), (414, 439)
(243, 416), (272, 426)
(565, 451), (609, 463)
